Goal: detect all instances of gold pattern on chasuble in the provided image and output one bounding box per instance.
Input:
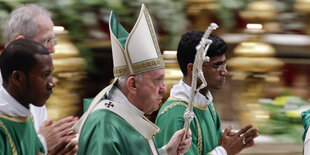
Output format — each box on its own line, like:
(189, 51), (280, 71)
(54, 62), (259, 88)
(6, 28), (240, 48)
(0, 120), (17, 155)
(194, 115), (202, 155)
(167, 97), (209, 110)
(0, 114), (29, 122)
(210, 103), (217, 125)
(159, 102), (187, 115)
(159, 98), (203, 154)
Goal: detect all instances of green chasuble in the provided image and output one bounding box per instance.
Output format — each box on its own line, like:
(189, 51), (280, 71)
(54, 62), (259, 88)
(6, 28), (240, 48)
(0, 115), (45, 155)
(78, 109), (155, 155)
(154, 97), (222, 155)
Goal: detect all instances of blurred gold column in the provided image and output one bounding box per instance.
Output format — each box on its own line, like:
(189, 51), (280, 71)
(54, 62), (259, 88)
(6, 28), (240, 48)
(46, 26), (87, 121)
(162, 51), (183, 102)
(227, 24), (284, 127)
(294, 0), (310, 35)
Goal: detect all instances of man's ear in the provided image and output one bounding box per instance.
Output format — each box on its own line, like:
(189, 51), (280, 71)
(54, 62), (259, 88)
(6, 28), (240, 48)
(11, 71), (26, 87)
(187, 63), (194, 76)
(15, 35), (26, 40)
(126, 76), (137, 94)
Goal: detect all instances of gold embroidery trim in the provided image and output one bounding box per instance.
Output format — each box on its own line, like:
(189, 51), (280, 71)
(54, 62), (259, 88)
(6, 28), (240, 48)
(143, 7), (161, 57)
(159, 102), (187, 115)
(0, 120), (17, 155)
(114, 66), (130, 77)
(132, 58), (164, 73)
(160, 98), (203, 155)
(0, 115), (29, 122)
(194, 115), (202, 155)
(167, 97), (209, 110)
(114, 58), (164, 77)
(210, 103), (217, 124)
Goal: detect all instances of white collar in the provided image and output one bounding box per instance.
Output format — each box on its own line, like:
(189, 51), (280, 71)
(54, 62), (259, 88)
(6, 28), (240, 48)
(170, 79), (213, 105)
(0, 85), (30, 117)
(108, 86), (144, 116)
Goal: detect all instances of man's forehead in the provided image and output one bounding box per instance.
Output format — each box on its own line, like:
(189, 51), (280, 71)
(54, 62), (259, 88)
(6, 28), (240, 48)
(209, 55), (226, 62)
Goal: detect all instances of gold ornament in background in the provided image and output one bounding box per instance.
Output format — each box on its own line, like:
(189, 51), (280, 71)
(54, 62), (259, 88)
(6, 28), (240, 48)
(228, 24), (284, 73)
(227, 24), (284, 128)
(47, 26), (87, 121)
(294, 0), (310, 13)
(186, 0), (218, 15)
(240, 0), (277, 21)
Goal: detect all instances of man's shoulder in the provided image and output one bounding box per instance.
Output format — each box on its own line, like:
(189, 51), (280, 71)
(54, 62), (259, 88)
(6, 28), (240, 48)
(158, 97), (188, 117)
(161, 97), (188, 109)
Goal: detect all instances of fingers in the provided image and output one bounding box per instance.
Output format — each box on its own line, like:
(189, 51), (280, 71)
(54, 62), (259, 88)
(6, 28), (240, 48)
(241, 128), (259, 143)
(51, 117), (78, 138)
(237, 124), (253, 136)
(178, 134), (192, 154)
(57, 121), (77, 137)
(48, 139), (78, 155)
(42, 119), (54, 127)
(54, 116), (78, 128)
(223, 125), (233, 136)
(186, 129), (192, 138)
(242, 140), (255, 148)
(61, 141), (78, 155)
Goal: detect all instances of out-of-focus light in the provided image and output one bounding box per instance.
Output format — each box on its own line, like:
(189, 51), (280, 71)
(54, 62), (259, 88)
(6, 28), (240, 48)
(247, 23), (263, 29)
(163, 50), (177, 55)
(54, 26), (65, 31)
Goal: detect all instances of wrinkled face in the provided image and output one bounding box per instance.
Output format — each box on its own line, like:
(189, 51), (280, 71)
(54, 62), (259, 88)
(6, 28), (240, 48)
(32, 16), (55, 53)
(135, 68), (167, 115)
(25, 54), (55, 107)
(202, 54), (228, 90)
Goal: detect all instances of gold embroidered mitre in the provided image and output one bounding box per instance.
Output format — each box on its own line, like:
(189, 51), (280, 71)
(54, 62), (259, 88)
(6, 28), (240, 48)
(109, 4), (165, 77)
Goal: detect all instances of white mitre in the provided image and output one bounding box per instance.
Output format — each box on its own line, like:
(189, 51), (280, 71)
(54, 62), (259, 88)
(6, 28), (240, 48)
(73, 4), (164, 134)
(110, 3), (165, 77)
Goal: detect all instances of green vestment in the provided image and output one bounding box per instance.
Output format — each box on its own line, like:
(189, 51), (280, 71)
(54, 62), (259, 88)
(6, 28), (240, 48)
(154, 97), (222, 155)
(78, 109), (156, 155)
(0, 114), (45, 155)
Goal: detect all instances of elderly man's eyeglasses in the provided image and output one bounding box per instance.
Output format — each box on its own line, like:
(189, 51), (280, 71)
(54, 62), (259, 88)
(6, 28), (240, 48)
(210, 62), (226, 71)
(43, 38), (58, 47)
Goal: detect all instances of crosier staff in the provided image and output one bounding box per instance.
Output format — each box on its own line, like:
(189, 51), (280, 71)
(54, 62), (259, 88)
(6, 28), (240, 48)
(182, 23), (219, 142)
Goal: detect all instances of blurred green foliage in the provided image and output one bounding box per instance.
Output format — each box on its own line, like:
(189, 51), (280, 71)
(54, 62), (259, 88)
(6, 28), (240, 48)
(0, 0), (188, 73)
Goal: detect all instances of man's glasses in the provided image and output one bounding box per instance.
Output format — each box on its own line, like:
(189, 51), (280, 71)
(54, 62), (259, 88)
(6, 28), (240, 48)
(43, 38), (58, 47)
(210, 62), (227, 71)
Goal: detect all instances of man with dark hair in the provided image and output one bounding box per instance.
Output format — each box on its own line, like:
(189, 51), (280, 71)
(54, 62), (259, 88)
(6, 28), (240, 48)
(155, 31), (259, 155)
(4, 4), (78, 153)
(0, 39), (77, 155)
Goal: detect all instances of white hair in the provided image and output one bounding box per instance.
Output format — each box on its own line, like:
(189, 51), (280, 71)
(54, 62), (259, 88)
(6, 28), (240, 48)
(5, 4), (52, 45)
(117, 72), (145, 90)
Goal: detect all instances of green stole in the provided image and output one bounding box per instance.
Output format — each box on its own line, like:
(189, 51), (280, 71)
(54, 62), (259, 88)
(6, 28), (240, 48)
(302, 109), (310, 141)
(0, 114), (45, 155)
(154, 97), (222, 155)
(78, 100), (159, 155)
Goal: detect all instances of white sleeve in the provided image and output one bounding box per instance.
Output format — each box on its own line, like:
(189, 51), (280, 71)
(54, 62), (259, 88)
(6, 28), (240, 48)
(158, 145), (168, 155)
(30, 105), (48, 132)
(30, 105), (48, 154)
(211, 146), (227, 155)
(37, 134), (48, 154)
(304, 128), (310, 155)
